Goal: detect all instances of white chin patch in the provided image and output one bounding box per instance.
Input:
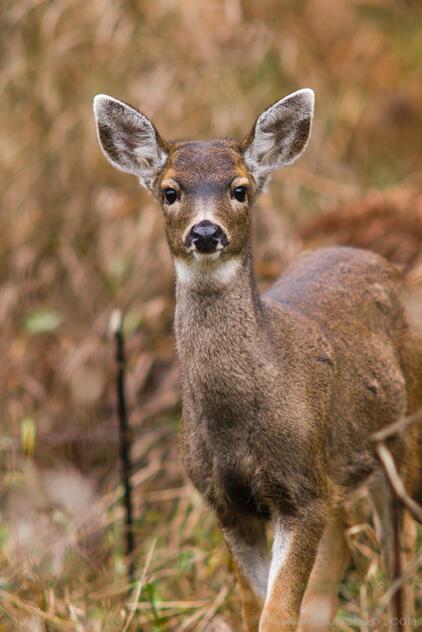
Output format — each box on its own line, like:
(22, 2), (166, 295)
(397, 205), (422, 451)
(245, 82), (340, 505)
(174, 256), (241, 287)
(192, 251), (221, 262)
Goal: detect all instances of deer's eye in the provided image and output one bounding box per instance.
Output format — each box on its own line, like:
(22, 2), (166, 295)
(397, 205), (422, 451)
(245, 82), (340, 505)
(164, 188), (178, 205)
(232, 186), (247, 202)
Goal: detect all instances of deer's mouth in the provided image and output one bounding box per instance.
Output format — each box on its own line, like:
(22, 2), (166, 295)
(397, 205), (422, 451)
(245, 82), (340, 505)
(192, 250), (222, 262)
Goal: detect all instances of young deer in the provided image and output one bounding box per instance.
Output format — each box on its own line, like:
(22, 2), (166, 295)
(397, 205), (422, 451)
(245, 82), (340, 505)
(93, 90), (421, 631)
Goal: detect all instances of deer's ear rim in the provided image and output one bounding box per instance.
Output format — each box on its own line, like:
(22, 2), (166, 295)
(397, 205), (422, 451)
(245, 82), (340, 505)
(93, 93), (168, 189)
(242, 88), (315, 187)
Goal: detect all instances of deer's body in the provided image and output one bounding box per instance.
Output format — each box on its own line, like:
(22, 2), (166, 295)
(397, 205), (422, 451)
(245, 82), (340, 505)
(93, 90), (420, 631)
(178, 246), (410, 523)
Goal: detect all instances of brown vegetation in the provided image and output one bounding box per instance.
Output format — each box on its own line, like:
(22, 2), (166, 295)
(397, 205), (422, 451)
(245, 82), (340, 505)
(300, 187), (422, 272)
(1, 1), (421, 630)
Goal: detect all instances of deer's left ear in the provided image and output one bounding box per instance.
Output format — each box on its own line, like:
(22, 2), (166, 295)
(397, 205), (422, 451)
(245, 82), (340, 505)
(242, 89), (315, 186)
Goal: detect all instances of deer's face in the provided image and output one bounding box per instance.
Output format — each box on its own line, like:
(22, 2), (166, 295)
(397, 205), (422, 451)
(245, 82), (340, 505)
(157, 140), (255, 263)
(93, 90), (314, 285)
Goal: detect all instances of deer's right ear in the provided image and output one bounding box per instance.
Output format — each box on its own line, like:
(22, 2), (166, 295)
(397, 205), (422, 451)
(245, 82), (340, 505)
(93, 94), (167, 190)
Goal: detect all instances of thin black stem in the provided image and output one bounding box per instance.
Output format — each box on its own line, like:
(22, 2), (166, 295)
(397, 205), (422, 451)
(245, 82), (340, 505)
(111, 310), (135, 584)
(391, 497), (404, 629)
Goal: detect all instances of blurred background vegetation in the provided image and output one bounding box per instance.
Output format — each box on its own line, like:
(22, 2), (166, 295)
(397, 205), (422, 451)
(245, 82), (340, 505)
(1, 0), (421, 630)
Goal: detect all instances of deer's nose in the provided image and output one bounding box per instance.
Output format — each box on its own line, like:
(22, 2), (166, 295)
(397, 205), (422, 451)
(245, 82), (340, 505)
(186, 220), (227, 254)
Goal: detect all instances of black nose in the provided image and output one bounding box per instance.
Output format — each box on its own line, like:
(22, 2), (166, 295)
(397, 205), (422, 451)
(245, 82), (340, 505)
(187, 220), (226, 254)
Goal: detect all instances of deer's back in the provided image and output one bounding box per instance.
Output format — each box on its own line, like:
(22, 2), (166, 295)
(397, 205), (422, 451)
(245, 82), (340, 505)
(264, 246), (412, 489)
(266, 246), (406, 339)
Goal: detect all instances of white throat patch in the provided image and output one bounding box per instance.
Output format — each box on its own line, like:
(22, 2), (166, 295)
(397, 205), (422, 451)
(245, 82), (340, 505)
(174, 256), (241, 288)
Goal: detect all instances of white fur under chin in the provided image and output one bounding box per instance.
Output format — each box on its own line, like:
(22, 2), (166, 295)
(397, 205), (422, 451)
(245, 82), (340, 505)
(174, 256), (241, 287)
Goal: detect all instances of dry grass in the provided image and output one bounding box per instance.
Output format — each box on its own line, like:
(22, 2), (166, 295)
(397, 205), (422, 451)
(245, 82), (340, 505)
(1, 0), (422, 629)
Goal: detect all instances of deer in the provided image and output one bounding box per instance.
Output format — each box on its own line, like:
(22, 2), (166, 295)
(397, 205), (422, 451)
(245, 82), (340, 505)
(93, 89), (421, 631)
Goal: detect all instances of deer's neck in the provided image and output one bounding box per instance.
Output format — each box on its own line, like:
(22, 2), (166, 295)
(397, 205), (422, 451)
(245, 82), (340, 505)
(174, 250), (270, 422)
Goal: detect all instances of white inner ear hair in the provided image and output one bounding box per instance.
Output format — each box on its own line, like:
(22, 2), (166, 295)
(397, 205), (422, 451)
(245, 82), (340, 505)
(245, 105), (297, 182)
(133, 125), (167, 189)
(174, 257), (241, 287)
(244, 128), (274, 185)
(94, 94), (167, 189)
(244, 89), (314, 186)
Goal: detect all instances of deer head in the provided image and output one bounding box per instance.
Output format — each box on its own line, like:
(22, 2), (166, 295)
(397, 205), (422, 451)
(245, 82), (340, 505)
(93, 89), (314, 286)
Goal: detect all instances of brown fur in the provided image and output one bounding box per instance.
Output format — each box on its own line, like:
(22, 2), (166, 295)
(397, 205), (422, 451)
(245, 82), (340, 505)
(157, 140), (253, 259)
(93, 91), (421, 631)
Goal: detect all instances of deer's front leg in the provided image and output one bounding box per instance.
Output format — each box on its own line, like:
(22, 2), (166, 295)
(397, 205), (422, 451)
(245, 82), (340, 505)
(298, 511), (350, 631)
(259, 511), (326, 632)
(222, 516), (270, 632)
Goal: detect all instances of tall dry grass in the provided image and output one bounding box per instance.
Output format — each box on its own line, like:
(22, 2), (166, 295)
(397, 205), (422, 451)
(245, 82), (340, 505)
(1, 0), (421, 629)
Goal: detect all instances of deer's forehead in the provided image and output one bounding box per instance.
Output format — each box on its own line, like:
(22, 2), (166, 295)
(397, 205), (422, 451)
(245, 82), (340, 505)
(162, 141), (249, 192)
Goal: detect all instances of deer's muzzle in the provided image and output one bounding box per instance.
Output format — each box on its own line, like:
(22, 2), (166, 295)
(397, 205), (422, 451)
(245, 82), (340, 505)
(185, 220), (228, 254)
